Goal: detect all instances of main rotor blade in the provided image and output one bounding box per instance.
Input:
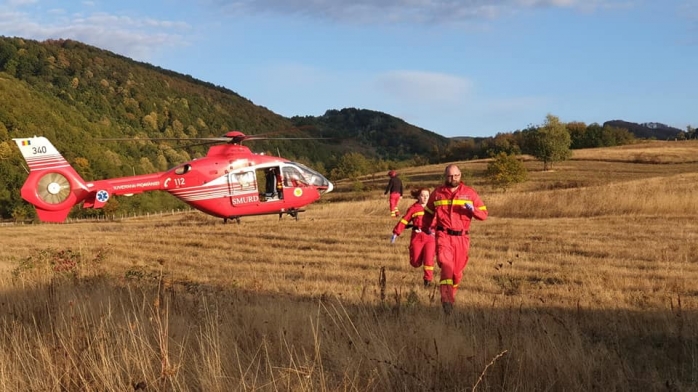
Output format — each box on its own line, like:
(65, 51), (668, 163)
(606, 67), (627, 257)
(178, 140), (225, 149)
(97, 137), (231, 142)
(245, 136), (328, 141)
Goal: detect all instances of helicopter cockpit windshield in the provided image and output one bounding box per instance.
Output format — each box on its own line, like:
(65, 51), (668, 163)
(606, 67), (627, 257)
(283, 163), (333, 194)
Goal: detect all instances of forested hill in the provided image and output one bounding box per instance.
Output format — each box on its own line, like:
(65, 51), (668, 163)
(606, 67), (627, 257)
(0, 36), (454, 219)
(603, 120), (683, 140)
(0, 36), (448, 162)
(292, 108), (450, 159)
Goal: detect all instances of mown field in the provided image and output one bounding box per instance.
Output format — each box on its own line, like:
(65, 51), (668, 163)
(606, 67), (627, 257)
(1, 140), (697, 391)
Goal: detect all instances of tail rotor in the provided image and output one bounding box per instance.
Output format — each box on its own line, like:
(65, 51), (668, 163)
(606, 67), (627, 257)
(13, 137), (89, 222)
(36, 172), (72, 204)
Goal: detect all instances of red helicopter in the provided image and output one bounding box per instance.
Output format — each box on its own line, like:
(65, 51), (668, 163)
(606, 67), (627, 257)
(13, 131), (333, 223)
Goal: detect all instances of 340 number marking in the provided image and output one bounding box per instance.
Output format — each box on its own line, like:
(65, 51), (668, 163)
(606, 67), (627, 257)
(32, 146), (47, 154)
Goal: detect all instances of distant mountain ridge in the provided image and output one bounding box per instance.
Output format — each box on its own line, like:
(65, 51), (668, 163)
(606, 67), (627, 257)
(292, 108), (450, 159)
(602, 120), (684, 140)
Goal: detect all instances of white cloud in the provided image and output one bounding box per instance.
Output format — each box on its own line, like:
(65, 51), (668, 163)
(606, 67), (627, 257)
(0, 4), (191, 62)
(375, 70), (473, 107)
(6, 0), (38, 5)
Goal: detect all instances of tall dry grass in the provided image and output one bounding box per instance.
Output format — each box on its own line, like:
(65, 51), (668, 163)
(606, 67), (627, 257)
(1, 141), (697, 391)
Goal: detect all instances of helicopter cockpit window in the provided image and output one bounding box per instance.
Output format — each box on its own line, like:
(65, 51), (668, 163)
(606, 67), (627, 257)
(286, 162), (332, 191)
(282, 167), (308, 187)
(174, 164), (191, 175)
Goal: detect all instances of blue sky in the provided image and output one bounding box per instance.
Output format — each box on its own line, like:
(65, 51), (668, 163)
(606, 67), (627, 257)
(1, 0), (696, 138)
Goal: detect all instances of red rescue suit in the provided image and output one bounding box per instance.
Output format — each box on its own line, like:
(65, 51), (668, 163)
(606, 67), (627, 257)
(392, 202), (436, 283)
(275, 171), (284, 199)
(424, 183), (488, 305)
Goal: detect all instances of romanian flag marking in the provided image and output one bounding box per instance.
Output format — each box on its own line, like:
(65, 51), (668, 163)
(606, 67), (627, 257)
(21, 140), (31, 146)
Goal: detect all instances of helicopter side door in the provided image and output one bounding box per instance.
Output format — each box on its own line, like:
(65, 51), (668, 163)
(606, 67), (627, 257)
(228, 170), (260, 206)
(256, 166), (284, 202)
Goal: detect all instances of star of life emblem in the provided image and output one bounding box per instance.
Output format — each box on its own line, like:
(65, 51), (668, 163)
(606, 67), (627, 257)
(96, 190), (109, 203)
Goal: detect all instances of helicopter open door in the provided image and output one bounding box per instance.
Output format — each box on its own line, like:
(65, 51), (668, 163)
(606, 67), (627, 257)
(259, 166), (284, 201)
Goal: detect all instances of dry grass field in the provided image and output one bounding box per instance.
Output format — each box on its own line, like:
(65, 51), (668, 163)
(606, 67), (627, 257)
(1, 140), (697, 391)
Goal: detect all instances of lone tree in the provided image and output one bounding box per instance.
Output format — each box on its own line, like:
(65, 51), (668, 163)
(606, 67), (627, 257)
(330, 152), (371, 180)
(525, 114), (572, 170)
(486, 152), (528, 192)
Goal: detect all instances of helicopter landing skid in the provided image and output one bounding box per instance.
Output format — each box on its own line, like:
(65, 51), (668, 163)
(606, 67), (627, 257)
(279, 208), (303, 221)
(223, 216), (242, 224)
(224, 208), (305, 224)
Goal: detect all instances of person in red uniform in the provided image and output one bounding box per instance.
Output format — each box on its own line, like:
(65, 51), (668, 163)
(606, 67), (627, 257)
(275, 168), (284, 199)
(423, 164), (488, 315)
(390, 188), (436, 288)
(384, 170), (403, 217)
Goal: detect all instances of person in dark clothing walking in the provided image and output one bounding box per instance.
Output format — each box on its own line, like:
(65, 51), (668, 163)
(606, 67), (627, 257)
(384, 170), (403, 217)
(265, 168), (277, 199)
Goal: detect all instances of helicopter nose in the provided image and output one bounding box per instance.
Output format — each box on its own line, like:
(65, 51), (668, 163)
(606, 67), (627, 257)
(316, 178), (333, 195)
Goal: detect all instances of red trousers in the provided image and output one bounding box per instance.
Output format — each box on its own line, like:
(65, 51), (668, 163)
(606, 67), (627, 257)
(436, 233), (470, 304)
(389, 193), (401, 216)
(408, 231), (436, 281)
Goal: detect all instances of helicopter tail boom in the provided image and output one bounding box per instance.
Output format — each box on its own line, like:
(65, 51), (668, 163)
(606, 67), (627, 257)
(13, 136), (90, 222)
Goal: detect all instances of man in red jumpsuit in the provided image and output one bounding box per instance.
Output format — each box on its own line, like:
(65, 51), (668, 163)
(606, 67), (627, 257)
(423, 164), (488, 315)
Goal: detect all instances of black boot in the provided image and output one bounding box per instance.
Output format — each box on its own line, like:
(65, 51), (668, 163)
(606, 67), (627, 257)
(442, 302), (453, 315)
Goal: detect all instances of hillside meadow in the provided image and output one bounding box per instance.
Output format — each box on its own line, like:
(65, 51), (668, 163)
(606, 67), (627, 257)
(0, 140), (697, 391)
